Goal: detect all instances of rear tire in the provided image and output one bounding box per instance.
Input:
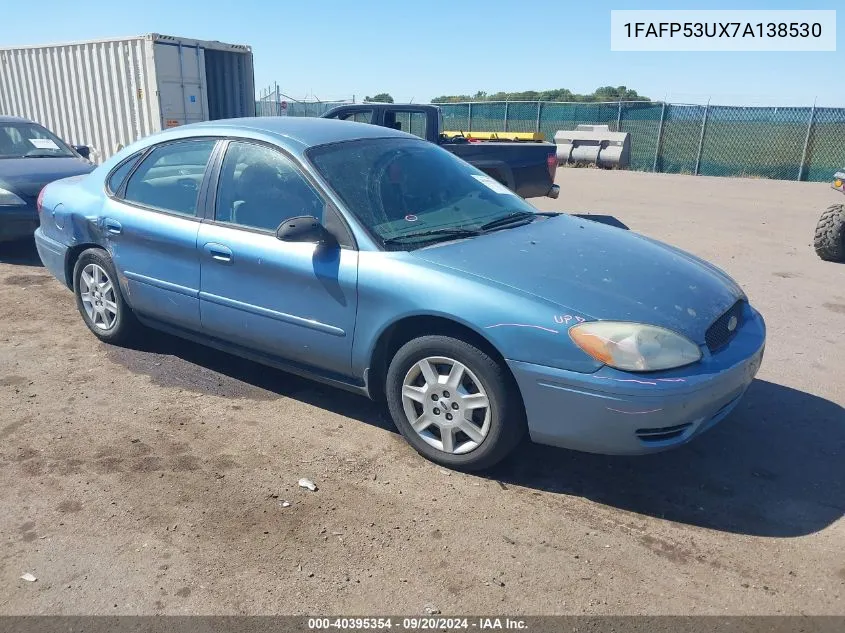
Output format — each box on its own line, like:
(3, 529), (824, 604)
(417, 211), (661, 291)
(73, 248), (139, 345)
(813, 204), (845, 262)
(385, 335), (525, 471)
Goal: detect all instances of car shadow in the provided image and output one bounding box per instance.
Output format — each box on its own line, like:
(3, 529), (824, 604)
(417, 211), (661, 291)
(111, 330), (843, 538)
(0, 238), (43, 266)
(110, 328), (390, 430)
(489, 379), (844, 538)
(570, 214), (629, 230)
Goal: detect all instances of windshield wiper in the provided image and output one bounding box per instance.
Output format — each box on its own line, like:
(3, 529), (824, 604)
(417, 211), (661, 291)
(478, 210), (560, 233)
(382, 227), (481, 246)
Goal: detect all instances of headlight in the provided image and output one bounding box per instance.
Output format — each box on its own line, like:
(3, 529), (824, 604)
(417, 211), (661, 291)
(0, 187), (26, 207)
(569, 321), (702, 372)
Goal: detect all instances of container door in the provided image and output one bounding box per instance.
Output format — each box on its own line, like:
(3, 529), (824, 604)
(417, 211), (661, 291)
(203, 49), (255, 119)
(153, 42), (208, 130)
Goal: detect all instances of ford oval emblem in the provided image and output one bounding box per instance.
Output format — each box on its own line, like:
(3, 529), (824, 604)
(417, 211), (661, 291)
(727, 315), (738, 332)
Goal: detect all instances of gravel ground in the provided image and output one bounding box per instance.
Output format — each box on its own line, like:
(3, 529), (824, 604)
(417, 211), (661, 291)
(1, 169), (843, 615)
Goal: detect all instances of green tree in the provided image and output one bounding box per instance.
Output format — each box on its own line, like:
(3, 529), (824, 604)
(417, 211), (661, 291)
(364, 93), (394, 103)
(430, 86), (650, 103)
(431, 94), (471, 103)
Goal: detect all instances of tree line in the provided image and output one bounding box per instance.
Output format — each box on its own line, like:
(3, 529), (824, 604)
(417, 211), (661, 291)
(430, 86), (650, 103)
(360, 87), (650, 105)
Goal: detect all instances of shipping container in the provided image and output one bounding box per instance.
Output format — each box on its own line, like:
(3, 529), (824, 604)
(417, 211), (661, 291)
(0, 33), (255, 162)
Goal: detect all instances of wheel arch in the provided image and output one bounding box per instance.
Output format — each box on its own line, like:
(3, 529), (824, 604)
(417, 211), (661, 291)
(365, 313), (520, 404)
(64, 243), (107, 289)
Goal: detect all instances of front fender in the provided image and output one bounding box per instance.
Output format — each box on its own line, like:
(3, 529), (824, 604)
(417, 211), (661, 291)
(352, 252), (603, 377)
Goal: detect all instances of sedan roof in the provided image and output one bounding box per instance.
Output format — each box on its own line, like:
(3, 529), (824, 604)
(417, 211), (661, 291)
(155, 116), (413, 155)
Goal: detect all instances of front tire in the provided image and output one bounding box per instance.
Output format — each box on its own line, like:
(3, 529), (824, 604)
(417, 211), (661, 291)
(813, 203), (845, 262)
(73, 248), (138, 344)
(385, 335), (525, 471)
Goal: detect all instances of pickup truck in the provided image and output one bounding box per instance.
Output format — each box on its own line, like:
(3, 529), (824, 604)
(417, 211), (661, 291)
(322, 103), (559, 199)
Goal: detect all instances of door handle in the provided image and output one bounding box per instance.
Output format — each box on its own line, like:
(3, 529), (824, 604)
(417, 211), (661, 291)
(103, 218), (122, 235)
(204, 242), (233, 263)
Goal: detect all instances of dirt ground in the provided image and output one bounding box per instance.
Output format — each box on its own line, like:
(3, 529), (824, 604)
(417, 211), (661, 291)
(1, 169), (843, 615)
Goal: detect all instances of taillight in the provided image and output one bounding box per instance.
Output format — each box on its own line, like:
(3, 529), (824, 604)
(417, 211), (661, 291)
(547, 153), (558, 182)
(36, 187), (46, 214)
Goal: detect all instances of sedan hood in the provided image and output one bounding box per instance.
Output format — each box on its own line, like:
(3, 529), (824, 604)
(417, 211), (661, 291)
(0, 157), (94, 197)
(410, 214), (744, 343)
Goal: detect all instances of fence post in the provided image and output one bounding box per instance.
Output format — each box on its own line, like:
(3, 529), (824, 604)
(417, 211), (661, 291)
(694, 99), (710, 176)
(616, 100), (622, 131)
(467, 102), (473, 132)
(797, 100), (817, 181)
(653, 101), (667, 173)
(504, 101), (509, 132)
(535, 101), (542, 133)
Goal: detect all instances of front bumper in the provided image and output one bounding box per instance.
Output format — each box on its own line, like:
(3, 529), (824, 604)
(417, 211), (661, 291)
(0, 208), (38, 242)
(508, 305), (766, 455)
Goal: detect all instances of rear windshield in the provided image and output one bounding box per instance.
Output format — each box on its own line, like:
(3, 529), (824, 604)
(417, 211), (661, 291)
(0, 122), (75, 159)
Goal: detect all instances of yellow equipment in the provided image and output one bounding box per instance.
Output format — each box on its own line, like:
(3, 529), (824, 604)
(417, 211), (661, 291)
(442, 131), (546, 142)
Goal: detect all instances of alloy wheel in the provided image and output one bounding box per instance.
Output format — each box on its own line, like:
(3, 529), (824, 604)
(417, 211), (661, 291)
(400, 356), (491, 454)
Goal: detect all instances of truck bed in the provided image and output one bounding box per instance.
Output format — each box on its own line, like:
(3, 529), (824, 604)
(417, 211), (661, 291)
(443, 140), (556, 199)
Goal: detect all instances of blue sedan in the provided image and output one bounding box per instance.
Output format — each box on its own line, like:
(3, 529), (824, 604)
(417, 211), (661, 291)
(34, 117), (766, 470)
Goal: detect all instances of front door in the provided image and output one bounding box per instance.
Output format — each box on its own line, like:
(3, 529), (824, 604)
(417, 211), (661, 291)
(198, 140), (359, 378)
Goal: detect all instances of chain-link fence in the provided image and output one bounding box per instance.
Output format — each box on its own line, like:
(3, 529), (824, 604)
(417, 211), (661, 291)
(255, 99), (350, 117)
(255, 83), (352, 119)
(439, 101), (845, 182)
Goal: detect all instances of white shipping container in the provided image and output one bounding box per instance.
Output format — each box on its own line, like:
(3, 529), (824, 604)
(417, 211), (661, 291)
(0, 33), (255, 162)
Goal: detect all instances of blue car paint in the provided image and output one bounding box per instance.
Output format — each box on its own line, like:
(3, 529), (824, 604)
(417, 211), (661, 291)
(34, 117), (766, 456)
(511, 302), (765, 453)
(409, 215), (745, 345)
(196, 222), (359, 376)
(103, 198), (205, 331)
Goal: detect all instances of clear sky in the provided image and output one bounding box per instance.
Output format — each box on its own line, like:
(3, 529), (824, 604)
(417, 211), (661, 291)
(1, 0), (841, 106)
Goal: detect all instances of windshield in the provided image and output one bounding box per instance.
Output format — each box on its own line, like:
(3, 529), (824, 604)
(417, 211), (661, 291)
(0, 121), (76, 159)
(306, 137), (539, 248)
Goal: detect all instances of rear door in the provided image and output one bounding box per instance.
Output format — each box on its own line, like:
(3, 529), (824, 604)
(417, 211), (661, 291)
(103, 138), (218, 331)
(197, 139), (359, 378)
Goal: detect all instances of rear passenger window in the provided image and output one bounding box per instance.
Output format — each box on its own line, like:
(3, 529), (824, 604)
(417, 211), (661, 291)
(106, 152), (143, 194)
(389, 111), (427, 138)
(123, 140), (215, 216)
(327, 110), (373, 124)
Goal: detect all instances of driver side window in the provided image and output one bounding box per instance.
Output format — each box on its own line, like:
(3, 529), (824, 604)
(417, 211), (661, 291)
(215, 141), (325, 232)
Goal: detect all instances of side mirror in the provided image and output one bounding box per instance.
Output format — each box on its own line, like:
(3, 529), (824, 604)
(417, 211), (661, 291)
(275, 215), (334, 244)
(73, 145), (91, 159)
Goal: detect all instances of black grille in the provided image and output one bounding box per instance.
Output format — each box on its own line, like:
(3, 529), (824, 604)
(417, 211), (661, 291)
(705, 301), (744, 352)
(635, 422), (693, 443)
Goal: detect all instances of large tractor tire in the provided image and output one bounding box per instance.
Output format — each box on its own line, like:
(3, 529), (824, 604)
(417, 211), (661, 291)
(813, 204), (845, 263)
